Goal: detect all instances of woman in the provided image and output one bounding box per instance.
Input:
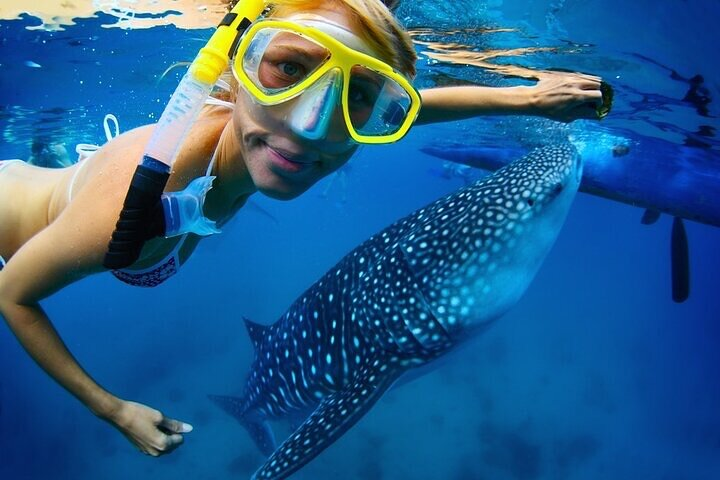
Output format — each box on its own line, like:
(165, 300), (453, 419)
(0, 0), (602, 457)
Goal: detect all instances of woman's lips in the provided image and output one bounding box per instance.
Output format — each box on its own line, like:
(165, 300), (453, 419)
(264, 143), (315, 174)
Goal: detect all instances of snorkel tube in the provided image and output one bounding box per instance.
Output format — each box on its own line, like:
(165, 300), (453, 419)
(103, 0), (265, 269)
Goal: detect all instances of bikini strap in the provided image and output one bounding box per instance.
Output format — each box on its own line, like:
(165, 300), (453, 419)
(205, 97), (236, 110)
(205, 141), (221, 176)
(69, 114), (122, 202)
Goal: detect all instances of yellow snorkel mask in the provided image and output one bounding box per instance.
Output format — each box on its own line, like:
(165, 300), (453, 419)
(233, 17), (421, 144)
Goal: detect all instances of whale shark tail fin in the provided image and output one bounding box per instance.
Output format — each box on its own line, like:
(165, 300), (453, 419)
(208, 318), (277, 456)
(208, 394), (277, 456)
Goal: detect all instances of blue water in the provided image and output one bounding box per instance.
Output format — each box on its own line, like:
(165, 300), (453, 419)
(1, 1), (719, 479)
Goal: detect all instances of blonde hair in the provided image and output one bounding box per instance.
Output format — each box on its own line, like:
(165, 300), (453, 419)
(212, 0), (416, 105)
(267, 0), (416, 77)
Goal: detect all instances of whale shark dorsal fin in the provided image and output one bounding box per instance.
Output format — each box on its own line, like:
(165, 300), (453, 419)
(244, 317), (268, 352)
(251, 357), (404, 480)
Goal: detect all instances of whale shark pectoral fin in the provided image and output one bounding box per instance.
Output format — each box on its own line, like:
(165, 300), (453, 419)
(671, 216), (690, 303)
(208, 394), (277, 457)
(251, 358), (403, 480)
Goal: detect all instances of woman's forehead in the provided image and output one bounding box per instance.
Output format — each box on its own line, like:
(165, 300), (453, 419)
(274, 4), (359, 32)
(281, 11), (377, 56)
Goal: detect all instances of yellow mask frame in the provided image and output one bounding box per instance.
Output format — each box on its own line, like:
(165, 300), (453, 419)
(233, 19), (421, 144)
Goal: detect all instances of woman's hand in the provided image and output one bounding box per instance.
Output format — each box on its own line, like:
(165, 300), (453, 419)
(525, 71), (604, 122)
(107, 400), (193, 456)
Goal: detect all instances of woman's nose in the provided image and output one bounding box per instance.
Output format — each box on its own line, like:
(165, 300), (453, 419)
(288, 69), (350, 144)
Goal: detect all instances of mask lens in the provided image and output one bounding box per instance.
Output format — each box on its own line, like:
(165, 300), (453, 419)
(242, 28), (331, 95)
(347, 65), (412, 137)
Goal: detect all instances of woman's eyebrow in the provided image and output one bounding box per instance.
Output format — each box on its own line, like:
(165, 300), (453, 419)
(266, 43), (329, 62)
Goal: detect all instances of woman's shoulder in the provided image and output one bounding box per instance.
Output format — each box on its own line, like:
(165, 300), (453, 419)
(175, 110), (230, 169)
(97, 124), (154, 162)
(87, 112), (228, 191)
(97, 117), (221, 167)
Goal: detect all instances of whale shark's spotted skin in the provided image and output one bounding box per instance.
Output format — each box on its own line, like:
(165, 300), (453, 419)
(211, 145), (582, 479)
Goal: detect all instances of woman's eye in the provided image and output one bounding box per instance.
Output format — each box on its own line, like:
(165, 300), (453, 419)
(348, 88), (365, 103)
(278, 62), (302, 77)
(349, 80), (378, 107)
(258, 60), (307, 89)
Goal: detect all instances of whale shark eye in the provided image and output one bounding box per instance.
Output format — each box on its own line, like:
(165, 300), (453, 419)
(527, 198), (535, 207)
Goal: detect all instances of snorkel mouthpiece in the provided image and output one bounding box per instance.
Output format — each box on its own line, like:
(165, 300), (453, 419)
(289, 69), (342, 141)
(104, 0), (265, 270)
(162, 176), (221, 237)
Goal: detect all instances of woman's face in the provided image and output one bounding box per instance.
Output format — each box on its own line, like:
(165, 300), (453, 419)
(232, 6), (362, 201)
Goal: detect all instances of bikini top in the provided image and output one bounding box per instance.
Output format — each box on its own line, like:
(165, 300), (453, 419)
(110, 126), (223, 288)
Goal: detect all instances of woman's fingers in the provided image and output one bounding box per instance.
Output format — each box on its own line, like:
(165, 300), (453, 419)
(114, 400), (193, 456)
(158, 415), (194, 434)
(556, 71), (602, 84)
(532, 70), (609, 121)
(575, 88), (603, 104)
(578, 79), (602, 90)
(164, 433), (184, 452)
(152, 415), (192, 454)
(576, 73), (603, 83)
(143, 428), (185, 456)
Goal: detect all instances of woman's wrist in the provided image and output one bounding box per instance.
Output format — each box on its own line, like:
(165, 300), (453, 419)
(88, 390), (123, 421)
(497, 85), (540, 115)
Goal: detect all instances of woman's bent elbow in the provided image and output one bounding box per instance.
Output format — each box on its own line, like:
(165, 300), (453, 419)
(0, 288), (41, 330)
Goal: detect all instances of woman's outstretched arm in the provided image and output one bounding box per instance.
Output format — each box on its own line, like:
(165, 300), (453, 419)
(0, 130), (192, 456)
(416, 71), (604, 125)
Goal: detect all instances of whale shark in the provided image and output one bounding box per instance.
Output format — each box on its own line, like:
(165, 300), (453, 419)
(211, 144), (582, 479)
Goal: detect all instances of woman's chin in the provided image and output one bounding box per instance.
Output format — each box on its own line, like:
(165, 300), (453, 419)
(260, 185), (306, 200)
(254, 174), (311, 200)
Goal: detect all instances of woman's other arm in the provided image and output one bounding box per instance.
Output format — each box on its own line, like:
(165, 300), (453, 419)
(416, 71), (604, 125)
(0, 129), (192, 456)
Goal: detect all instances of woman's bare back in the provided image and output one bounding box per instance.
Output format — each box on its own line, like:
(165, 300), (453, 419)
(0, 126), (155, 262)
(0, 115), (234, 269)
